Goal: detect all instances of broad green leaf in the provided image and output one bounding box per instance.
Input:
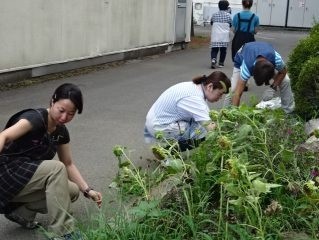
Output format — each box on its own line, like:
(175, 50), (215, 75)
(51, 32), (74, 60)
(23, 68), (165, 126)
(206, 161), (216, 173)
(228, 198), (243, 206)
(281, 148), (294, 163)
(252, 179), (281, 194)
(252, 179), (268, 193)
(119, 161), (131, 168)
(237, 124), (253, 139)
(224, 183), (242, 197)
(247, 172), (261, 181)
(164, 159), (184, 173)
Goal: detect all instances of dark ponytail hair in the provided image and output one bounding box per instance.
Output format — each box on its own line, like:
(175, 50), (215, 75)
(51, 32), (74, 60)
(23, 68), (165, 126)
(51, 83), (83, 114)
(192, 71), (231, 94)
(242, 0), (253, 9)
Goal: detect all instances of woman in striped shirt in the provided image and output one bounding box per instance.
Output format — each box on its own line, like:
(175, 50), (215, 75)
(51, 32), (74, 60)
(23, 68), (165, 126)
(144, 71), (231, 151)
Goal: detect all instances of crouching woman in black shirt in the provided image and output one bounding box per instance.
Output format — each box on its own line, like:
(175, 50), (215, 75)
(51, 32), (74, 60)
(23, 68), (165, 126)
(0, 83), (102, 240)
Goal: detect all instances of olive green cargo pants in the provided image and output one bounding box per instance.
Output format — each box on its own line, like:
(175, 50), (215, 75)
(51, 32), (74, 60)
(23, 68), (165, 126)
(10, 160), (79, 236)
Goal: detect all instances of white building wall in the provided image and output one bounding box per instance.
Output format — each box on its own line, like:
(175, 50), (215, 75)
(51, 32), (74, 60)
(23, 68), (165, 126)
(287, 0), (319, 28)
(0, 0), (177, 73)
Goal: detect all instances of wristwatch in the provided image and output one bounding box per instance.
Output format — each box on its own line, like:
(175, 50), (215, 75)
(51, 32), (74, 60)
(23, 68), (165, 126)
(83, 187), (93, 198)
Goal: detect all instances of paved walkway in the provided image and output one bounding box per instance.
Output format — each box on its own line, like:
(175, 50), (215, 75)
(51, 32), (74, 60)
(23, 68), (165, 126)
(0, 26), (308, 239)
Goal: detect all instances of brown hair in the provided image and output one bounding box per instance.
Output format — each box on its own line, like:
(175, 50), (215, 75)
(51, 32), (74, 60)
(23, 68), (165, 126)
(253, 60), (275, 86)
(242, 0), (253, 9)
(192, 71), (231, 93)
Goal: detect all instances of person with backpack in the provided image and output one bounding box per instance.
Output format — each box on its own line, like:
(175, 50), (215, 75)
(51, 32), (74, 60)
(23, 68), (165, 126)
(231, 0), (260, 61)
(0, 83), (102, 240)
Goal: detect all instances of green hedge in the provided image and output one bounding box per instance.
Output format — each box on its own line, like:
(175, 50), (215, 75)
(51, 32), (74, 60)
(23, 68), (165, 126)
(310, 22), (319, 36)
(287, 24), (319, 89)
(287, 23), (319, 119)
(294, 56), (319, 119)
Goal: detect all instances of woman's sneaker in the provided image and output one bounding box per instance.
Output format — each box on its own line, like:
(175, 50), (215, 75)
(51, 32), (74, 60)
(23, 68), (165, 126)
(211, 59), (217, 69)
(218, 62), (224, 68)
(5, 212), (41, 229)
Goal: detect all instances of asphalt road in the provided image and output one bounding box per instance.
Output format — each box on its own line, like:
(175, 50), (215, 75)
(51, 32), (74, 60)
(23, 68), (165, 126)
(0, 26), (308, 240)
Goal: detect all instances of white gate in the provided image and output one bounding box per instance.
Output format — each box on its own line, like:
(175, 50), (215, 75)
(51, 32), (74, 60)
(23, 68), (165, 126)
(256, 0), (287, 26)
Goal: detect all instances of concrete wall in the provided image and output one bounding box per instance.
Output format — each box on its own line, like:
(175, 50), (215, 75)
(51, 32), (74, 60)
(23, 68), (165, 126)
(0, 0), (178, 77)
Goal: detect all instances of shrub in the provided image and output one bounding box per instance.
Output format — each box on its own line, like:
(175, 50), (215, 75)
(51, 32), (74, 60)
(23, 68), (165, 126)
(310, 21), (319, 36)
(287, 23), (319, 119)
(294, 56), (319, 119)
(287, 23), (319, 90)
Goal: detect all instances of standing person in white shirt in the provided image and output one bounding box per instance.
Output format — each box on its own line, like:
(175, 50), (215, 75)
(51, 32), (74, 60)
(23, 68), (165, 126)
(210, 0), (232, 69)
(144, 71), (231, 151)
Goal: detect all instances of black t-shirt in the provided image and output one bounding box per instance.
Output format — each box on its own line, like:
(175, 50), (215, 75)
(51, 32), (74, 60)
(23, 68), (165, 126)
(0, 108), (70, 213)
(2, 108), (70, 160)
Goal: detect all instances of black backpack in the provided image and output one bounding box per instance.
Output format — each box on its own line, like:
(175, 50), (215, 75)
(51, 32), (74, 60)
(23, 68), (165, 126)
(231, 13), (256, 61)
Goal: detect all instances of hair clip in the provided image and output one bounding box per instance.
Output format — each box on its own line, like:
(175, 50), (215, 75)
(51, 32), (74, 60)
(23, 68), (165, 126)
(219, 81), (227, 93)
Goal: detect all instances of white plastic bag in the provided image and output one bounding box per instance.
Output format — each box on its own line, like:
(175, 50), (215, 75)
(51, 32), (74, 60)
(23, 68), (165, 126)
(305, 119), (319, 136)
(256, 97), (281, 110)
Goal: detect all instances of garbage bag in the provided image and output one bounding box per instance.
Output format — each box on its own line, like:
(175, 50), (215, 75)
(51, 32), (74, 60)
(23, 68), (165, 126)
(256, 97), (281, 110)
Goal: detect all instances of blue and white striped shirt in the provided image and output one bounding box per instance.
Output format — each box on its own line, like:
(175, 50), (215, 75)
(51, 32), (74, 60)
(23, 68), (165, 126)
(145, 82), (210, 130)
(234, 42), (285, 81)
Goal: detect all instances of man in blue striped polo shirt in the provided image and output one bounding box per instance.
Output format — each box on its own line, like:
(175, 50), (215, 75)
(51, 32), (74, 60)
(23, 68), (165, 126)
(223, 41), (295, 113)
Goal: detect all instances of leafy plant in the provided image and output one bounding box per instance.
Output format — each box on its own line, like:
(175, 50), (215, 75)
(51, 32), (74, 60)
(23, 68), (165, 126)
(81, 107), (318, 239)
(112, 145), (154, 200)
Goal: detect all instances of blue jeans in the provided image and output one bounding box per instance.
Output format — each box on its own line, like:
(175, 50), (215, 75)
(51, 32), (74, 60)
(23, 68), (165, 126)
(144, 120), (207, 151)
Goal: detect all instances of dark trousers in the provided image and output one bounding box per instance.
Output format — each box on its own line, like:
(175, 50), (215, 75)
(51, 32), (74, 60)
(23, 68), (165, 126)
(211, 47), (227, 64)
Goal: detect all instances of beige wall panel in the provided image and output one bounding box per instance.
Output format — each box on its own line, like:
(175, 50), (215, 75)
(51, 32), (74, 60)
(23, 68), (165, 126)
(0, 0), (176, 72)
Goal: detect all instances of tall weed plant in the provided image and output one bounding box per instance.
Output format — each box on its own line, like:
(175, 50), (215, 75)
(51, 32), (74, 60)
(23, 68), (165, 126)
(80, 107), (318, 239)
